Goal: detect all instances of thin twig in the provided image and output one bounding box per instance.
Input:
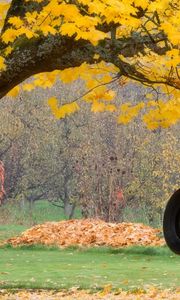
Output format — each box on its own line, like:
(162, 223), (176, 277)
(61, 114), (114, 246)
(68, 76), (120, 104)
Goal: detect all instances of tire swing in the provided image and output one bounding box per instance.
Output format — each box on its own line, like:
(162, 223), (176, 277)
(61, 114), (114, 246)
(163, 189), (180, 254)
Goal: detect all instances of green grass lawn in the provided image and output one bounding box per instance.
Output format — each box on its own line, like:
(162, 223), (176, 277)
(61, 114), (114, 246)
(0, 201), (178, 291)
(0, 245), (179, 290)
(0, 224), (28, 242)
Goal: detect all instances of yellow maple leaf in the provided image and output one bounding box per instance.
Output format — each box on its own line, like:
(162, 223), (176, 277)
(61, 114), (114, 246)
(40, 25), (56, 36)
(48, 97), (80, 118)
(2, 28), (17, 44)
(91, 101), (106, 112)
(48, 97), (58, 108)
(0, 56), (6, 71)
(7, 86), (20, 98)
(8, 16), (23, 29)
(22, 83), (35, 92)
(4, 46), (13, 56)
(103, 90), (116, 101)
(105, 104), (117, 112)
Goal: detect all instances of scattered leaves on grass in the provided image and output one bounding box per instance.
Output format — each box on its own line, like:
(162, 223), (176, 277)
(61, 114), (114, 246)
(0, 288), (180, 299)
(5, 219), (165, 248)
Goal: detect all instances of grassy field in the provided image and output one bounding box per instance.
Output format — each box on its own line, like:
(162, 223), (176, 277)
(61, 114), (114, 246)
(0, 200), (178, 292)
(0, 245), (179, 290)
(0, 224), (28, 242)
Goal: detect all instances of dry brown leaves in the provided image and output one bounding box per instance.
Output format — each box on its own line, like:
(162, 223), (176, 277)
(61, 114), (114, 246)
(5, 219), (165, 248)
(0, 288), (180, 300)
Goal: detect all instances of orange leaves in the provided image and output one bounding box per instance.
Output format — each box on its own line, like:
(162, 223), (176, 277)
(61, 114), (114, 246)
(6, 219), (165, 248)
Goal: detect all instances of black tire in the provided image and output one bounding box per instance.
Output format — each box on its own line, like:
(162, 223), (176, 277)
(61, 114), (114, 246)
(163, 189), (180, 254)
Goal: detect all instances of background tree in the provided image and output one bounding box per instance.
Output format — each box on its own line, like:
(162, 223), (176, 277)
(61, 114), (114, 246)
(1, 80), (179, 224)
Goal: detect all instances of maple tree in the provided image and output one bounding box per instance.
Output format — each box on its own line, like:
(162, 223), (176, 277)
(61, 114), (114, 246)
(0, 0), (179, 129)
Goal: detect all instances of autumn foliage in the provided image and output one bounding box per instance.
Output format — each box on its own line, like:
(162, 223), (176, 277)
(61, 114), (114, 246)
(0, 0), (179, 128)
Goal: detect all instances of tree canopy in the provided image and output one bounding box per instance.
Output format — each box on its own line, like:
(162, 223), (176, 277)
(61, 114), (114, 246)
(0, 0), (179, 129)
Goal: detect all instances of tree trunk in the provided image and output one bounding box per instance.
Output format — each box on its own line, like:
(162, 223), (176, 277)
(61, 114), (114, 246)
(64, 202), (76, 220)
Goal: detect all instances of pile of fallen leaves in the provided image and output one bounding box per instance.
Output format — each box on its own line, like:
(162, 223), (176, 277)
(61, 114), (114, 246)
(0, 288), (180, 300)
(6, 219), (165, 248)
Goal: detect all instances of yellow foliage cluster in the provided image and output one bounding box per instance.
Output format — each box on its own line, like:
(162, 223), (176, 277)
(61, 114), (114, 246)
(118, 103), (145, 125)
(0, 0), (178, 48)
(143, 98), (180, 129)
(0, 0), (180, 128)
(48, 97), (80, 118)
(118, 96), (180, 130)
(0, 56), (6, 71)
(0, 2), (10, 31)
(19, 62), (119, 117)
